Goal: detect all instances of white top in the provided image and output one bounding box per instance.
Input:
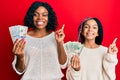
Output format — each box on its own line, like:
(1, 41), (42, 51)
(64, 42), (118, 80)
(12, 32), (66, 80)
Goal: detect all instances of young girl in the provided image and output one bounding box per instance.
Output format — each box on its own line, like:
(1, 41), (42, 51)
(65, 17), (118, 80)
(12, 1), (67, 80)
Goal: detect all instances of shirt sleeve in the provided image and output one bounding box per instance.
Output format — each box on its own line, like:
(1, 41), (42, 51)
(66, 66), (80, 80)
(103, 53), (118, 80)
(60, 56), (68, 69)
(12, 55), (25, 75)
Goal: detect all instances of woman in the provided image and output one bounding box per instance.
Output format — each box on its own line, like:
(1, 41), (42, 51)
(65, 17), (118, 80)
(12, 1), (67, 80)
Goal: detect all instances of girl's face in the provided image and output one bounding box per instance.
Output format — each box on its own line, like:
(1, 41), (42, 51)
(82, 19), (99, 41)
(33, 6), (48, 30)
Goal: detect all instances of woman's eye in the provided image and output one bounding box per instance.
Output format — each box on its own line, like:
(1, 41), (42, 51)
(34, 13), (39, 16)
(42, 13), (48, 17)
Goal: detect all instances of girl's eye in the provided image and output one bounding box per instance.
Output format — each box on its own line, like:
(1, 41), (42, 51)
(84, 25), (88, 28)
(93, 26), (97, 29)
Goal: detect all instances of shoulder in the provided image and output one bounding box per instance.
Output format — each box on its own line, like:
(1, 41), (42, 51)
(100, 45), (108, 49)
(27, 30), (34, 36)
(99, 45), (108, 52)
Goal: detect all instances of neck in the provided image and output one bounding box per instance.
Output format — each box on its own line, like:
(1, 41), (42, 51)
(83, 40), (99, 48)
(29, 29), (50, 38)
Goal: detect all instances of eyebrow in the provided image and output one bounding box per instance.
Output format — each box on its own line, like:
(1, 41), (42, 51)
(84, 24), (98, 26)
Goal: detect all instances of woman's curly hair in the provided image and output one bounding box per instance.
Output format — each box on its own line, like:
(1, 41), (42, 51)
(24, 1), (58, 31)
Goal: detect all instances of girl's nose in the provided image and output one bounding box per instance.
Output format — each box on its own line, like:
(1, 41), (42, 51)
(88, 27), (92, 31)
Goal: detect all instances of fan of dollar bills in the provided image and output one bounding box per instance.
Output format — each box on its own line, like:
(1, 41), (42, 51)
(64, 41), (83, 55)
(9, 25), (28, 43)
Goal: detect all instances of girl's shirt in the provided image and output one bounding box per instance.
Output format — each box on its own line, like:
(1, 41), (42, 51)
(64, 42), (118, 80)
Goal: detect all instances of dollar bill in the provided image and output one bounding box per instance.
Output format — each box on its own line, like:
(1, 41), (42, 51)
(9, 25), (28, 43)
(64, 41), (83, 55)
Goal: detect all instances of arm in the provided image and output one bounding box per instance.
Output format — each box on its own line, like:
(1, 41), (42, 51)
(103, 53), (118, 80)
(66, 55), (81, 80)
(55, 25), (67, 68)
(57, 41), (67, 65)
(15, 56), (25, 73)
(12, 39), (26, 74)
(103, 38), (118, 80)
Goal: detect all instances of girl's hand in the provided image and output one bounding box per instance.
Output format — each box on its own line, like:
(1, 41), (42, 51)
(55, 24), (65, 43)
(108, 38), (118, 54)
(71, 55), (80, 71)
(12, 39), (26, 59)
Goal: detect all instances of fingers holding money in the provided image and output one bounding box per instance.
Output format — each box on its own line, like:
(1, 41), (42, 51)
(71, 55), (80, 71)
(13, 38), (26, 58)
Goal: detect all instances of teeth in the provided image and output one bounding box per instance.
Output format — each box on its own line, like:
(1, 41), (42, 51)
(37, 22), (43, 25)
(87, 33), (93, 36)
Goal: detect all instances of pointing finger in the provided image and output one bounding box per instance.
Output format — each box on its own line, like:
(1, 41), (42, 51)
(112, 38), (117, 44)
(61, 24), (65, 31)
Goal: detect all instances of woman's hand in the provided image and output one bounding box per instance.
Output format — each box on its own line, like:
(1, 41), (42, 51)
(71, 55), (80, 71)
(55, 24), (65, 43)
(108, 38), (118, 54)
(12, 38), (26, 59)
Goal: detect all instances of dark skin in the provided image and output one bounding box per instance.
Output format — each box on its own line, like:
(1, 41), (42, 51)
(12, 5), (67, 73)
(12, 25), (67, 72)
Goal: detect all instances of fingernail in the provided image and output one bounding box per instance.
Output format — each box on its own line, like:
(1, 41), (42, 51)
(24, 41), (26, 44)
(15, 39), (18, 42)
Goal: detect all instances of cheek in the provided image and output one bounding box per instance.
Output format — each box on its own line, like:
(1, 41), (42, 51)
(33, 18), (36, 22)
(45, 17), (48, 22)
(95, 30), (99, 36)
(97, 33), (99, 36)
(82, 29), (87, 34)
(81, 31), (85, 36)
(33, 16), (37, 20)
(33, 17), (37, 21)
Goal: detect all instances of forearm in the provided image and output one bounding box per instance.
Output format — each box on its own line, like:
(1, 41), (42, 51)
(66, 66), (80, 80)
(57, 42), (67, 65)
(103, 53), (118, 80)
(15, 56), (25, 73)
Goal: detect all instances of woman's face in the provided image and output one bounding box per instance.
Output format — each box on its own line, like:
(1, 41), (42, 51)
(33, 6), (48, 30)
(82, 19), (99, 40)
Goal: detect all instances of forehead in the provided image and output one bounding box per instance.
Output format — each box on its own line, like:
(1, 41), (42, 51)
(85, 19), (97, 25)
(35, 6), (48, 13)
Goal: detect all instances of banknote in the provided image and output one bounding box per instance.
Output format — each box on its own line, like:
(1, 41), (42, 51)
(9, 25), (28, 43)
(64, 41), (83, 55)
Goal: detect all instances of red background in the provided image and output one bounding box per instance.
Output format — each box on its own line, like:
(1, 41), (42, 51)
(0, 0), (120, 80)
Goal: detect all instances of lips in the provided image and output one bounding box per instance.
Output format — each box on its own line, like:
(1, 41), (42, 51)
(86, 32), (94, 36)
(36, 21), (44, 26)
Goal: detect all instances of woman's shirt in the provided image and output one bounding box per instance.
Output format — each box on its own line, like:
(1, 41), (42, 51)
(12, 32), (65, 80)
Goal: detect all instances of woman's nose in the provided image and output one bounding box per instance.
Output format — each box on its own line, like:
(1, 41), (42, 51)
(37, 15), (42, 20)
